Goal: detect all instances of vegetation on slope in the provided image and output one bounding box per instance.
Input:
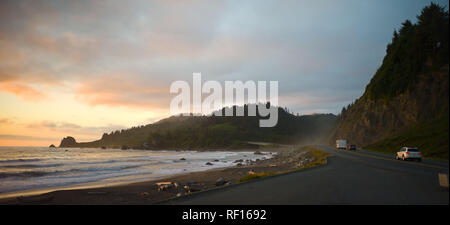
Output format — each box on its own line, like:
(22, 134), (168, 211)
(363, 3), (449, 102)
(331, 3), (449, 159)
(365, 114), (449, 160)
(62, 104), (337, 149)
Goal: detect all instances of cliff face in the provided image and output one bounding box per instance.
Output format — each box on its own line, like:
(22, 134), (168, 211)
(330, 65), (448, 146)
(59, 136), (78, 147)
(329, 3), (449, 158)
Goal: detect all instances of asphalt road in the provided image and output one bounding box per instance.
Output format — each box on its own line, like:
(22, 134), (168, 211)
(163, 145), (449, 205)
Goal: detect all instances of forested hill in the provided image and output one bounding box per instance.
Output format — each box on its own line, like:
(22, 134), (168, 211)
(329, 3), (449, 159)
(60, 105), (337, 149)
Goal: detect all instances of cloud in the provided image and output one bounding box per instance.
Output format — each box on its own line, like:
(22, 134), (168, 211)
(28, 32), (100, 63)
(1, 0), (447, 114)
(73, 73), (171, 110)
(0, 118), (13, 125)
(27, 121), (78, 129)
(0, 134), (55, 141)
(0, 82), (47, 101)
(26, 120), (126, 135)
(4, 0), (449, 147)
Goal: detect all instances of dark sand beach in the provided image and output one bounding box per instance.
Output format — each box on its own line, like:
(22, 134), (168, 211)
(0, 146), (324, 205)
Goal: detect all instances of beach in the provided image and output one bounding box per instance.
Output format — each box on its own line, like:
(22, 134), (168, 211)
(0, 146), (320, 204)
(0, 146), (274, 197)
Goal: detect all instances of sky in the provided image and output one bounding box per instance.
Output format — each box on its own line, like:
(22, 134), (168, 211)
(0, 0), (448, 146)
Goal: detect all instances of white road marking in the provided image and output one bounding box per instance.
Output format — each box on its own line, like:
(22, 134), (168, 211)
(438, 173), (449, 188)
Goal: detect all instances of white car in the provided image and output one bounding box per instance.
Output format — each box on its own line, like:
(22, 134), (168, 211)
(396, 147), (422, 162)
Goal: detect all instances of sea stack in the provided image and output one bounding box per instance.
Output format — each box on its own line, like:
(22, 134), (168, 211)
(59, 136), (77, 147)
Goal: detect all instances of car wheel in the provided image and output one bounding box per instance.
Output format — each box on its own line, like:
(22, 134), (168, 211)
(402, 155), (406, 161)
(395, 155), (399, 160)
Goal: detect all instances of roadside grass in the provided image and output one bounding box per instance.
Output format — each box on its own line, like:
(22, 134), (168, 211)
(364, 115), (449, 161)
(298, 146), (333, 169)
(236, 146), (333, 183)
(236, 172), (279, 183)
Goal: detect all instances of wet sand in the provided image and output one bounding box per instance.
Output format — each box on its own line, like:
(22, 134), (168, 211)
(0, 146), (316, 205)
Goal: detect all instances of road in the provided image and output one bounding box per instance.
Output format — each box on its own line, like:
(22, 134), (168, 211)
(163, 145), (449, 205)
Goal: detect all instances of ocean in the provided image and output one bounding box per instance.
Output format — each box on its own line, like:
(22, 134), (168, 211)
(0, 146), (271, 198)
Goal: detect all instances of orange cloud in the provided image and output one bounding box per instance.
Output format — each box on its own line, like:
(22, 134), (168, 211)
(0, 37), (65, 87)
(0, 82), (47, 101)
(0, 39), (27, 63)
(25, 120), (127, 136)
(28, 32), (99, 63)
(0, 118), (15, 125)
(74, 74), (170, 110)
(0, 139), (58, 147)
(0, 134), (58, 147)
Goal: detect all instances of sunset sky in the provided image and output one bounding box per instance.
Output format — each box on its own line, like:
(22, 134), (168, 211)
(0, 0), (447, 146)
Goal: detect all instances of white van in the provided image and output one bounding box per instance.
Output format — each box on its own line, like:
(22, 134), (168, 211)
(336, 139), (347, 149)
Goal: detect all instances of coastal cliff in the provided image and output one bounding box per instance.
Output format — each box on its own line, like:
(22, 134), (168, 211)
(329, 3), (449, 159)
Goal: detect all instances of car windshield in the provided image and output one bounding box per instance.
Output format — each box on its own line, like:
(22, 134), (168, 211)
(407, 148), (419, 152)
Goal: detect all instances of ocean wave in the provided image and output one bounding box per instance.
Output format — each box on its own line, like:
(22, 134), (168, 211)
(76, 157), (154, 165)
(0, 171), (48, 178)
(0, 158), (42, 163)
(0, 164), (146, 179)
(0, 163), (64, 169)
